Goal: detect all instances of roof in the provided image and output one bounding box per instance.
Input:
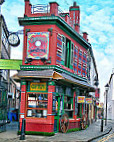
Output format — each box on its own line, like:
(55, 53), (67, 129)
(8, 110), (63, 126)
(62, 73), (95, 91)
(15, 69), (63, 80)
(109, 73), (114, 85)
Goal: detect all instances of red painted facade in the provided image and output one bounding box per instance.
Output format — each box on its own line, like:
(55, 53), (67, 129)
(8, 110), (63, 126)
(18, 0), (97, 134)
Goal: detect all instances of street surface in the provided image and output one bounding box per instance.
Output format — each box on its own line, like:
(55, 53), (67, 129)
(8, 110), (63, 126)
(0, 119), (113, 142)
(91, 120), (114, 142)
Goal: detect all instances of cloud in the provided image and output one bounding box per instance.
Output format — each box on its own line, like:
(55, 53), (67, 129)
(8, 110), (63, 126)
(80, 2), (114, 102)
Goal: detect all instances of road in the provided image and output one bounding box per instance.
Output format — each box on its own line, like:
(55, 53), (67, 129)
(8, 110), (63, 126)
(91, 120), (114, 142)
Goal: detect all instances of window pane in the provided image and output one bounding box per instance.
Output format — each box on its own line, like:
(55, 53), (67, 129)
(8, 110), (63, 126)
(27, 93), (48, 118)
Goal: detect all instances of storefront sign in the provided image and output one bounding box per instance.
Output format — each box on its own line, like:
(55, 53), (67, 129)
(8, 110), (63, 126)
(85, 98), (92, 104)
(30, 82), (47, 92)
(27, 32), (49, 59)
(77, 96), (85, 103)
(0, 59), (22, 70)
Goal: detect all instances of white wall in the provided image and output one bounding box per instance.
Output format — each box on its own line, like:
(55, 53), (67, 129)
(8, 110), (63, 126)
(107, 74), (114, 120)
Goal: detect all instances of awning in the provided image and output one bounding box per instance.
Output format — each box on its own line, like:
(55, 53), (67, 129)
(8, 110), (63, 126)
(13, 69), (95, 91)
(61, 73), (95, 91)
(16, 69), (64, 80)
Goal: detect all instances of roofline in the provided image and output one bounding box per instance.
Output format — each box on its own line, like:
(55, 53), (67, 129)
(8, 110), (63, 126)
(89, 47), (99, 81)
(109, 73), (114, 85)
(0, 14), (9, 37)
(18, 16), (91, 49)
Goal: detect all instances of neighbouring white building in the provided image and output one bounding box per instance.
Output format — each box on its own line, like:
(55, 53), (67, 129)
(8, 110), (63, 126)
(104, 70), (114, 120)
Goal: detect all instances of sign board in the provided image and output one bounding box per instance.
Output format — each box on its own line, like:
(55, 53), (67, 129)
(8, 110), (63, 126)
(30, 82), (47, 92)
(77, 96), (85, 103)
(27, 32), (49, 59)
(85, 98), (92, 104)
(0, 59), (22, 70)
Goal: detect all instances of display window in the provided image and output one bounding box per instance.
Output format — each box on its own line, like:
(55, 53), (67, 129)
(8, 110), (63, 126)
(26, 93), (48, 118)
(64, 96), (73, 118)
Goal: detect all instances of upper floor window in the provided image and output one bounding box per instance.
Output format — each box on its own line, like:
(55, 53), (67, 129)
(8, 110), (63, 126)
(62, 36), (66, 62)
(83, 52), (87, 63)
(79, 49), (82, 61)
(62, 36), (71, 68)
(74, 46), (78, 58)
(70, 43), (74, 66)
(2, 28), (9, 51)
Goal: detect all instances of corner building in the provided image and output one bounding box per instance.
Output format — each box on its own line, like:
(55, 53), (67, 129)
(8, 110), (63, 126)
(18, 0), (99, 134)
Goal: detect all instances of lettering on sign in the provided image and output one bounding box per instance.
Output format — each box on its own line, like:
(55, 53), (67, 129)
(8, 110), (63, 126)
(77, 96), (85, 103)
(86, 98), (92, 104)
(30, 82), (47, 91)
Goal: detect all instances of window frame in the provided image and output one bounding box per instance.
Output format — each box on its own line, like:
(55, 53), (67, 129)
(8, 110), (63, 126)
(26, 92), (48, 118)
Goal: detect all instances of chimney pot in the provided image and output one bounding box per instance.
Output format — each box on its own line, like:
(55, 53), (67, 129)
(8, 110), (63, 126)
(83, 32), (88, 41)
(73, 2), (77, 6)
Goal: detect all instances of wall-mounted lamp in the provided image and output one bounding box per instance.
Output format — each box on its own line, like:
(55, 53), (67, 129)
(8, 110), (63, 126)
(25, 57), (33, 64)
(41, 57), (51, 64)
(41, 58), (47, 63)
(94, 76), (99, 86)
(48, 28), (53, 36)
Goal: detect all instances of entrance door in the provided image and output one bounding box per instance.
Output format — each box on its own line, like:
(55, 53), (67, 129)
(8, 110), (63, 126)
(53, 94), (63, 132)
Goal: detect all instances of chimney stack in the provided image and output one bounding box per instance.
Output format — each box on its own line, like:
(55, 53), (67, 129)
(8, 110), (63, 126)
(83, 32), (88, 41)
(24, 0), (32, 17)
(49, 2), (59, 16)
(69, 1), (80, 33)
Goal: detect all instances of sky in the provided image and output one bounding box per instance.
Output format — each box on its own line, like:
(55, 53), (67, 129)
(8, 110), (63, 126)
(1, 0), (114, 102)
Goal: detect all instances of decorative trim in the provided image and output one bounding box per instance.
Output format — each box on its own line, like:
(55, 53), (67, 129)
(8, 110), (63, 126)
(69, 8), (80, 11)
(48, 81), (55, 86)
(21, 81), (26, 85)
(25, 29), (30, 36)
(20, 65), (87, 82)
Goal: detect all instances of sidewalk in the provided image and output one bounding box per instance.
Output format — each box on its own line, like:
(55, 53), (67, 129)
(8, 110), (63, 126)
(0, 120), (112, 142)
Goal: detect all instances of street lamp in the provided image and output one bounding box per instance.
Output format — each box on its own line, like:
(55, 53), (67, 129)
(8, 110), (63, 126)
(105, 83), (109, 126)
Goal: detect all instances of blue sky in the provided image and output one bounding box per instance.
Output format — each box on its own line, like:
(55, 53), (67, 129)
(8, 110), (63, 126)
(1, 0), (114, 102)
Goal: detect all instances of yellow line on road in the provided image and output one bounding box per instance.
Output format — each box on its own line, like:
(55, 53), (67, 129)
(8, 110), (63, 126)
(97, 133), (114, 142)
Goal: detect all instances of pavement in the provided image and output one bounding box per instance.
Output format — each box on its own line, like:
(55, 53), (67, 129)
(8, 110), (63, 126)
(0, 119), (112, 142)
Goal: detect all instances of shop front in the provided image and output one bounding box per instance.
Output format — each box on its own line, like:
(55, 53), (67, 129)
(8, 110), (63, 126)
(18, 67), (95, 134)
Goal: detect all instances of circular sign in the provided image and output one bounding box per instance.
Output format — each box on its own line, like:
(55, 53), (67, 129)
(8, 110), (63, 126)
(8, 33), (20, 47)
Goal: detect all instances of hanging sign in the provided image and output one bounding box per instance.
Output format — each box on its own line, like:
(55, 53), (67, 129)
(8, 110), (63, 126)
(85, 98), (92, 104)
(30, 82), (47, 92)
(77, 96), (85, 103)
(0, 59), (22, 70)
(27, 32), (49, 59)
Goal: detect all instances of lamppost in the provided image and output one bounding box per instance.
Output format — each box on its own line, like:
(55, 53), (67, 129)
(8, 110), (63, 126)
(105, 83), (109, 126)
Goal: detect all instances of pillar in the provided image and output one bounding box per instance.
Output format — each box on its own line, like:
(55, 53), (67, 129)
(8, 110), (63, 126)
(19, 81), (26, 130)
(47, 81), (55, 121)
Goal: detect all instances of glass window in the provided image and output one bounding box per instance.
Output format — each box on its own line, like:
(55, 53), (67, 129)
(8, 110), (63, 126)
(62, 36), (66, 61)
(74, 46), (78, 58)
(27, 93), (48, 118)
(2, 28), (9, 51)
(64, 87), (73, 118)
(2, 70), (8, 80)
(70, 43), (74, 65)
(64, 96), (73, 118)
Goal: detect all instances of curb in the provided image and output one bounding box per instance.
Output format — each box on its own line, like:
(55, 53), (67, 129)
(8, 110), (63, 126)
(88, 126), (112, 142)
